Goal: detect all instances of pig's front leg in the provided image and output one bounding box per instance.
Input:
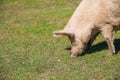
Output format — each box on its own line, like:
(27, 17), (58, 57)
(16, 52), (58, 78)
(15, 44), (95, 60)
(102, 24), (115, 55)
(86, 30), (99, 52)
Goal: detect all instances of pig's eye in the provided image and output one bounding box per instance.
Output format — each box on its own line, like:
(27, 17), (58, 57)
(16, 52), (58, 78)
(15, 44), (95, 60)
(72, 42), (76, 45)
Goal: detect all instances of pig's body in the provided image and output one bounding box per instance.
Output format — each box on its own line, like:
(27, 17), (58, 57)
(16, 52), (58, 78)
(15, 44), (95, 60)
(53, 0), (120, 57)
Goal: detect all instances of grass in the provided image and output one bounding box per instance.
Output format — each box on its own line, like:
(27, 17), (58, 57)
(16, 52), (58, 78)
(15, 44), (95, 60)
(0, 0), (120, 80)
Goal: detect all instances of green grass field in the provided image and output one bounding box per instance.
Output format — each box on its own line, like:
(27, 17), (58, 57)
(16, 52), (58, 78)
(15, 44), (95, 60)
(0, 0), (120, 80)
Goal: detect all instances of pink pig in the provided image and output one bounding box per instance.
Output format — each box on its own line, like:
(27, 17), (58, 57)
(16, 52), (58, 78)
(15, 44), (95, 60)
(53, 0), (120, 57)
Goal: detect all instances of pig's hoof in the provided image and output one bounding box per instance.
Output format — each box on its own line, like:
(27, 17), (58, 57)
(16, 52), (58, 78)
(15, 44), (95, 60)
(108, 51), (115, 56)
(71, 54), (78, 58)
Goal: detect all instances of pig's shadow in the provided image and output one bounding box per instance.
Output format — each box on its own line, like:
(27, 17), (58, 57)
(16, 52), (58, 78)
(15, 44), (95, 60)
(65, 39), (120, 55)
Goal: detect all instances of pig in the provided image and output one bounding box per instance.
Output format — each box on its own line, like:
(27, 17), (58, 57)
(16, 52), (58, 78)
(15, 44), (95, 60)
(53, 0), (120, 57)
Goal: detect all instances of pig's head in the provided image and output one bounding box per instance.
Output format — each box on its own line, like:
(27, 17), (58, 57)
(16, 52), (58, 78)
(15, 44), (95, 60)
(53, 30), (88, 57)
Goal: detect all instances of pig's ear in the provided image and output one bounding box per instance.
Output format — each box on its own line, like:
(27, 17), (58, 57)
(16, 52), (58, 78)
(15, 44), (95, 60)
(53, 30), (74, 38)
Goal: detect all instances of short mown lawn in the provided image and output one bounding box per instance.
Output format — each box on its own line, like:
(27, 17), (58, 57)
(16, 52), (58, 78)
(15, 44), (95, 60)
(0, 0), (120, 80)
